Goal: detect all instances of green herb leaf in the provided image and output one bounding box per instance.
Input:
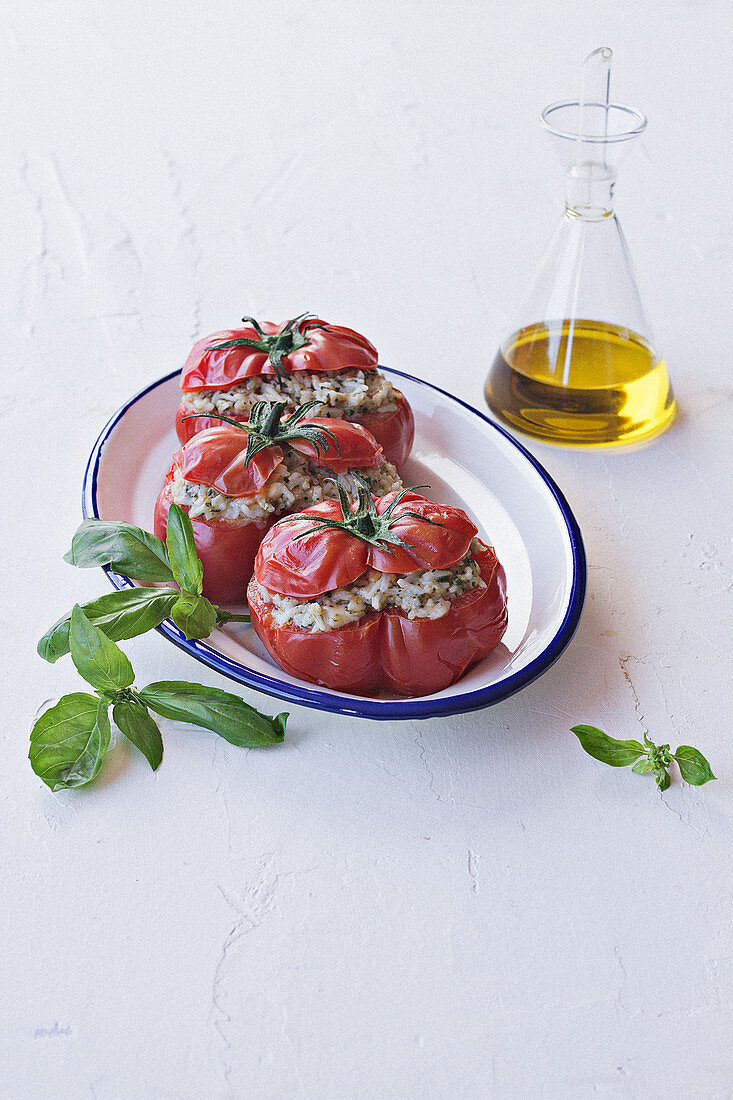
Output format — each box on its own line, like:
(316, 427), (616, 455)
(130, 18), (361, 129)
(573, 725), (716, 794)
(171, 593), (218, 640)
(30, 694), (111, 791)
(64, 519), (174, 583)
(69, 605), (135, 692)
(38, 588), (179, 663)
(165, 504), (203, 595)
(674, 745), (716, 786)
(112, 698), (163, 771)
(570, 725), (645, 767)
(140, 681), (287, 747)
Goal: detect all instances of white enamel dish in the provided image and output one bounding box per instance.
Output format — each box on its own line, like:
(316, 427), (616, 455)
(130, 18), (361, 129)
(82, 368), (586, 720)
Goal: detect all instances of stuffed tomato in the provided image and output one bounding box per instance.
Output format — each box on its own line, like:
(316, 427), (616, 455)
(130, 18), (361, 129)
(175, 312), (415, 469)
(247, 485), (508, 697)
(154, 402), (402, 605)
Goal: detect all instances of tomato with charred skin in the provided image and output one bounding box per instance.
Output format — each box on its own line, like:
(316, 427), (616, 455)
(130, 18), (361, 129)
(247, 492), (508, 697)
(174, 315), (415, 467)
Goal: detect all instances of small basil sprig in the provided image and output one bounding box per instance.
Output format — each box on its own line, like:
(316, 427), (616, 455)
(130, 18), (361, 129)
(39, 505), (249, 662)
(30, 607), (286, 791)
(571, 725), (716, 791)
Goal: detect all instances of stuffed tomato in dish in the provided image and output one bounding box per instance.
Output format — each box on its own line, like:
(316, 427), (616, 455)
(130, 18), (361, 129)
(247, 481), (508, 697)
(175, 312), (415, 469)
(154, 402), (402, 605)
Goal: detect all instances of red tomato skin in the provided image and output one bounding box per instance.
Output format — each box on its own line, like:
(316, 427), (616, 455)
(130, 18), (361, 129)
(358, 396), (415, 470)
(154, 477), (271, 605)
(378, 548), (508, 694)
(175, 393), (415, 469)
(247, 546), (508, 697)
(254, 493), (478, 598)
(181, 321), (378, 391)
(176, 403), (247, 445)
(173, 428), (283, 497)
(253, 510), (368, 599)
(288, 418), (382, 472)
(247, 582), (384, 694)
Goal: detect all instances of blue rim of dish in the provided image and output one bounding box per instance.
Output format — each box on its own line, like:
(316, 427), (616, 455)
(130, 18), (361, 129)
(82, 366), (586, 721)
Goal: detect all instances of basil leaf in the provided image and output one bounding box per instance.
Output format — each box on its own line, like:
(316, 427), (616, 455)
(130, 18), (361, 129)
(171, 593), (218, 640)
(69, 605), (135, 692)
(674, 745), (716, 786)
(165, 504), (203, 595)
(140, 681), (287, 747)
(30, 694), (111, 791)
(113, 699), (163, 771)
(655, 769), (671, 791)
(631, 757), (653, 775)
(38, 588), (179, 663)
(64, 519), (174, 583)
(570, 725), (645, 767)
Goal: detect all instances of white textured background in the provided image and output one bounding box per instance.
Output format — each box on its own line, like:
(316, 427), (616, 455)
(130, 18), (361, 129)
(3, 2), (732, 1098)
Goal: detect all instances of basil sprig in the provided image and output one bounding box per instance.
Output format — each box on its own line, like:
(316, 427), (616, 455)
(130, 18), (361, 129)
(40, 505), (249, 662)
(32, 506), (284, 791)
(30, 607), (286, 791)
(572, 725), (716, 791)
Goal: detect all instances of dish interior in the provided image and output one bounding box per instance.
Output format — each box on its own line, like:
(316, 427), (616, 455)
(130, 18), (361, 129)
(90, 370), (579, 710)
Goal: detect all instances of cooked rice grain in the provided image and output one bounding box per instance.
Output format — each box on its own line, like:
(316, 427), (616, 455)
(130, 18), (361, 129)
(181, 369), (398, 419)
(170, 449), (401, 523)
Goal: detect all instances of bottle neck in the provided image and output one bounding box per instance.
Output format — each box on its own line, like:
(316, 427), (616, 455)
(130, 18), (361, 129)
(564, 161), (616, 220)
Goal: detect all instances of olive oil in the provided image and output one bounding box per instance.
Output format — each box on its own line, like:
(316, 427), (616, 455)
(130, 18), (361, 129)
(485, 319), (676, 447)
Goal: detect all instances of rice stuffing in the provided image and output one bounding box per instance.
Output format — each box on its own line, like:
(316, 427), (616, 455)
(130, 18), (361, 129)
(170, 448), (401, 523)
(253, 539), (489, 630)
(181, 368), (399, 419)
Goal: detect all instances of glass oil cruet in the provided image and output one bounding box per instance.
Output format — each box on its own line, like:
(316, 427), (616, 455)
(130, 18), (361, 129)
(485, 48), (676, 447)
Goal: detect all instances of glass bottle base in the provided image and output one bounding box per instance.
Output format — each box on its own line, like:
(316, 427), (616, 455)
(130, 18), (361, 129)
(484, 320), (676, 448)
